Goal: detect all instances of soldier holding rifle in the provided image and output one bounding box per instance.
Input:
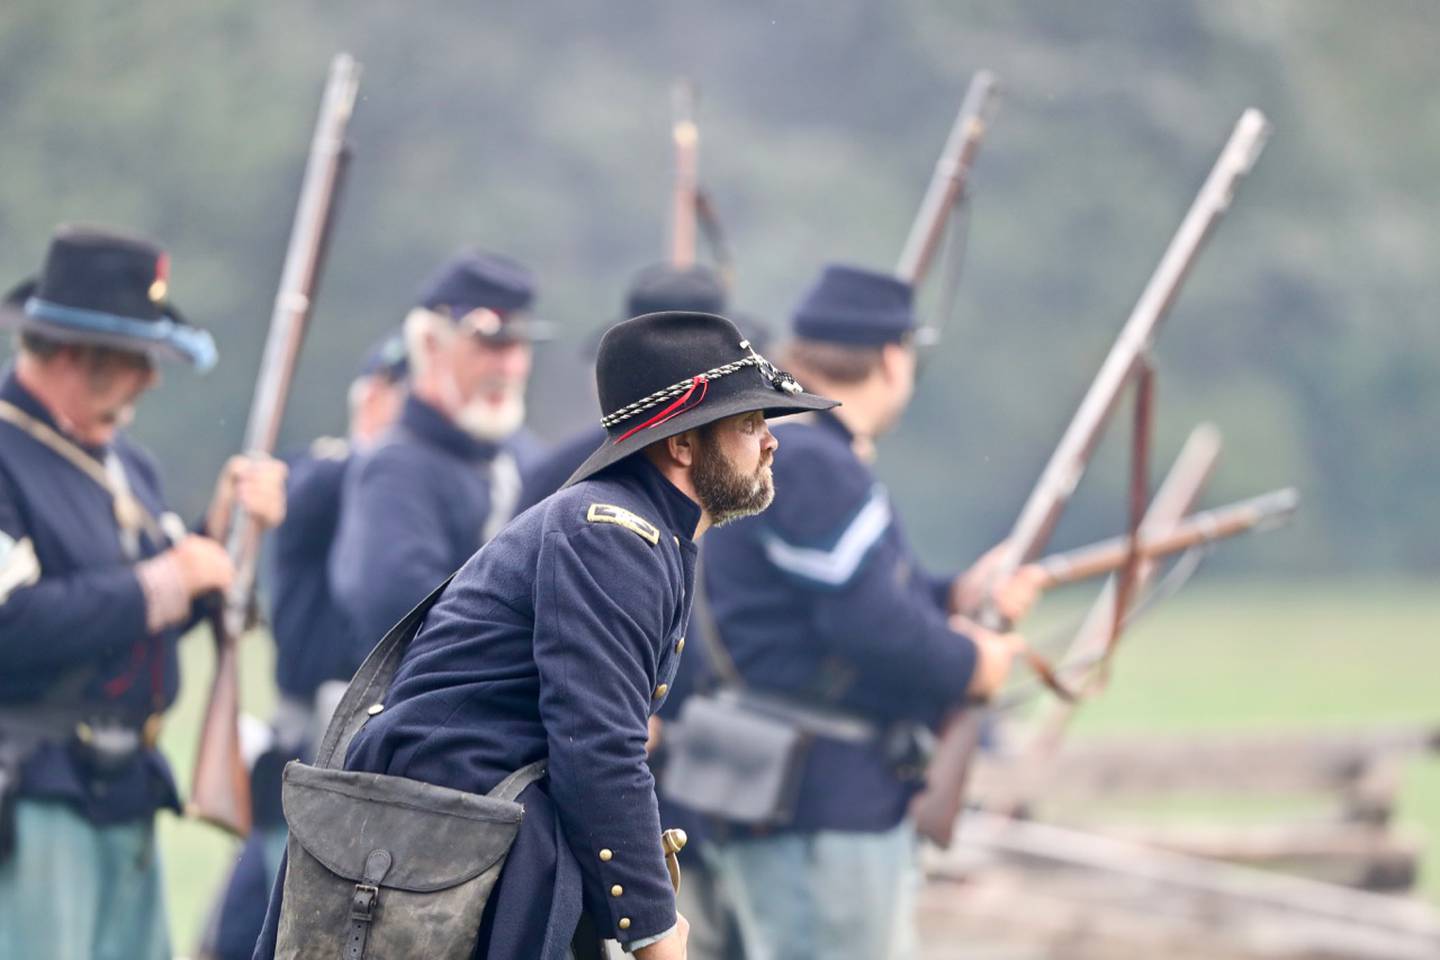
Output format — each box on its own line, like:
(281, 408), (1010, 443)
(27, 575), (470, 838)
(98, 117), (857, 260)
(0, 226), (286, 958)
(695, 265), (1043, 960)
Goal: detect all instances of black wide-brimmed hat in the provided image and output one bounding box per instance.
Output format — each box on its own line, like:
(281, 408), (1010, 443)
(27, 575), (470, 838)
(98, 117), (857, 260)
(1, 225), (217, 370)
(565, 311), (836, 486)
(417, 249), (552, 342)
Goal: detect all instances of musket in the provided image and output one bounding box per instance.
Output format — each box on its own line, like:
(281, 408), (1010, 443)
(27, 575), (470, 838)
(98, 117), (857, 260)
(910, 109), (1271, 848)
(993, 425), (1223, 813)
(1003, 478), (1300, 818)
(188, 54), (361, 836)
(1036, 486), (1298, 589)
(894, 70), (998, 287)
(669, 80), (699, 269)
(694, 189), (736, 291)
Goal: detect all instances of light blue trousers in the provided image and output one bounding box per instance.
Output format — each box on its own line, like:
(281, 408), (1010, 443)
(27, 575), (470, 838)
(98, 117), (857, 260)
(0, 800), (169, 960)
(711, 820), (919, 960)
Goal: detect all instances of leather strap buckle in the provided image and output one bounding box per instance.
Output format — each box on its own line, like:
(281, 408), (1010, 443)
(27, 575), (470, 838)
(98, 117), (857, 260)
(350, 883), (379, 922)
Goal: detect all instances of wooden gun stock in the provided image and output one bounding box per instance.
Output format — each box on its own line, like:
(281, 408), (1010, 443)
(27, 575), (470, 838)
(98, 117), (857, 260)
(188, 603), (251, 835)
(189, 54), (361, 836)
(910, 109), (1270, 848)
(1037, 487), (1299, 589)
(895, 70), (998, 287)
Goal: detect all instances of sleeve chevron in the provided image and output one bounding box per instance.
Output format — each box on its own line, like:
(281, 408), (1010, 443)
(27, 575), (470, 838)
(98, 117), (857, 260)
(760, 485), (891, 587)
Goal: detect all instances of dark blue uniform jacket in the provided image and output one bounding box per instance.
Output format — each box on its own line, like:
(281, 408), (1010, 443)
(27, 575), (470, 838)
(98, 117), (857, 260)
(256, 454), (696, 959)
(0, 370), (186, 823)
(329, 395), (543, 648)
(701, 410), (977, 833)
(268, 439), (363, 700)
(518, 423), (716, 863)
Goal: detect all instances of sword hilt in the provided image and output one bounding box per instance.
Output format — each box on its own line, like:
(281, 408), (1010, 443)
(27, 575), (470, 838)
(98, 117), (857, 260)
(661, 828), (688, 893)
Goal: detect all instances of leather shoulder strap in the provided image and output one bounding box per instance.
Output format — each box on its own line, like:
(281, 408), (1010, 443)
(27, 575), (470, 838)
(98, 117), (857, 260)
(488, 758), (547, 801)
(0, 399), (162, 543)
(312, 574), (455, 769)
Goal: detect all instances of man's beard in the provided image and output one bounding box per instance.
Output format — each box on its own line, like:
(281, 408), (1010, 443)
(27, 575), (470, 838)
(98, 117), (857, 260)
(692, 430), (774, 527)
(442, 371), (526, 442)
(455, 391), (525, 442)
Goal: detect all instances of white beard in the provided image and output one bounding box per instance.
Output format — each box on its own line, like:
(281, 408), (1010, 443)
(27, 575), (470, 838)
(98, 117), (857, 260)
(455, 392), (526, 442)
(437, 367), (527, 441)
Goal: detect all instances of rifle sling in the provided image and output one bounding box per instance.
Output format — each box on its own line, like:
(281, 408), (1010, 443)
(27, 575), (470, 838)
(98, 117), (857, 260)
(0, 400), (163, 545)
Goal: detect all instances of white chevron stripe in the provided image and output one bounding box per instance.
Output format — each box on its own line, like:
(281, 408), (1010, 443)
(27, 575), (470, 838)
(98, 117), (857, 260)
(762, 485), (891, 586)
(0, 535), (41, 604)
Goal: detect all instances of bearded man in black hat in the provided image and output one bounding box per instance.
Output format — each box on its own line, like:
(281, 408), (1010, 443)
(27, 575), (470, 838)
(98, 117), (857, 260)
(517, 265), (770, 960)
(0, 225), (287, 958)
(329, 250), (548, 648)
(253, 311), (835, 960)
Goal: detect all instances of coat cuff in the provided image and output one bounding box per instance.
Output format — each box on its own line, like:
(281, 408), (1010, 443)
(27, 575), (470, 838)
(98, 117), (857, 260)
(135, 552), (190, 633)
(624, 923), (677, 952)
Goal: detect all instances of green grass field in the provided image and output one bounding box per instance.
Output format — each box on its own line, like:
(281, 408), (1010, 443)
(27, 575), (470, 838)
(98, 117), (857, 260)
(155, 579), (1440, 952)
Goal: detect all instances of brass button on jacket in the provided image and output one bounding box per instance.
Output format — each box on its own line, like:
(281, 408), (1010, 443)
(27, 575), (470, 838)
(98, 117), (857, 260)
(675, 637), (686, 654)
(618, 918), (632, 931)
(610, 884), (623, 897)
(653, 683), (669, 699)
(599, 848), (613, 862)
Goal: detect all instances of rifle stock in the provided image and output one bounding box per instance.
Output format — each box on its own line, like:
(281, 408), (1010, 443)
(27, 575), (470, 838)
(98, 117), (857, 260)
(189, 54), (361, 836)
(910, 109), (1270, 848)
(895, 70), (997, 287)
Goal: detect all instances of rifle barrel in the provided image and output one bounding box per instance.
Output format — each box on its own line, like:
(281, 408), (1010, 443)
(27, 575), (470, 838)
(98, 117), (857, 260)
(895, 70), (997, 286)
(988, 109), (1270, 610)
(910, 111), (1270, 850)
(670, 80), (699, 269)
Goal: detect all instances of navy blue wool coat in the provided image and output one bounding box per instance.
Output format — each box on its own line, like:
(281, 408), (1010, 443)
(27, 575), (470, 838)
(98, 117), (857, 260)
(329, 394), (545, 647)
(255, 454), (696, 959)
(0, 369), (190, 823)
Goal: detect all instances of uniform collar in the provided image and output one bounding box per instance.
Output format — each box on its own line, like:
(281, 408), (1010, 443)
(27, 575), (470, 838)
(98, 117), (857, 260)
(608, 454), (703, 543)
(0, 365), (109, 460)
(399, 394), (501, 462)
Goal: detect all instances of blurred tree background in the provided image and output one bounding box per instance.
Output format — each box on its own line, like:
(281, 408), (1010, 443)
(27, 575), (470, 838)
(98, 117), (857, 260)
(1, 0), (1435, 576)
